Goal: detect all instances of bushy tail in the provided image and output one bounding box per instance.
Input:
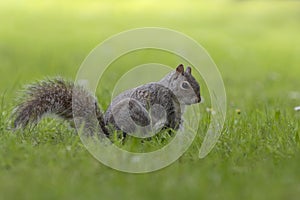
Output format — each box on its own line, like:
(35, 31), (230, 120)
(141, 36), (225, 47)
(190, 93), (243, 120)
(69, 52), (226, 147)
(12, 78), (75, 128)
(12, 77), (107, 135)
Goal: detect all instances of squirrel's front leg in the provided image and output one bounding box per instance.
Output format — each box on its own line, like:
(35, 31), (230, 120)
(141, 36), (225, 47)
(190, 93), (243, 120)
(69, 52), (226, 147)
(106, 98), (151, 137)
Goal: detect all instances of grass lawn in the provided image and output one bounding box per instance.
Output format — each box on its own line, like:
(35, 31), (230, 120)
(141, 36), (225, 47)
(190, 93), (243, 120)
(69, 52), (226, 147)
(0, 0), (300, 199)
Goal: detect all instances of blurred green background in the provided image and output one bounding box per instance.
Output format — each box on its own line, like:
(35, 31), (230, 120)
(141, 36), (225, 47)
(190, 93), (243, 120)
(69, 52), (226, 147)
(0, 0), (300, 200)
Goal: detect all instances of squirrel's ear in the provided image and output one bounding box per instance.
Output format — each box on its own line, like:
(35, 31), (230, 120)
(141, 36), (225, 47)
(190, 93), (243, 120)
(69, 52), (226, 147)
(186, 66), (192, 74)
(176, 64), (184, 75)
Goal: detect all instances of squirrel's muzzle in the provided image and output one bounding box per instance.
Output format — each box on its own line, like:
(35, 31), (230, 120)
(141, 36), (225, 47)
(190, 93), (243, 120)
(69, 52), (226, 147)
(197, 96), (201, 103)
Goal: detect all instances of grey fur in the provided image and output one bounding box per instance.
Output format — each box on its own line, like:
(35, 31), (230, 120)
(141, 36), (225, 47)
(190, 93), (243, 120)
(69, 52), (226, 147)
(12, 64), (201, 136)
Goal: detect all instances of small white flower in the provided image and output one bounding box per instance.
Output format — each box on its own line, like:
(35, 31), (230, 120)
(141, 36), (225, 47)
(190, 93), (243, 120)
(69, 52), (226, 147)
(235, 109), (241, 115)
(206, 107), (216, 115)
(294, 106), (300, 111)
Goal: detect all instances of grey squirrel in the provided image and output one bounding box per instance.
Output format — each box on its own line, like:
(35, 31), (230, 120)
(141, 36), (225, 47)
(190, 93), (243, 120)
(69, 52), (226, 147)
(12, 64), (201, 137)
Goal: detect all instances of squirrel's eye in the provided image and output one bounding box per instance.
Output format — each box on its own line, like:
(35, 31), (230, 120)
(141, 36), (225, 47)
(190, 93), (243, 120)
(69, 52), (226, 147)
(181, 82), (190, 89)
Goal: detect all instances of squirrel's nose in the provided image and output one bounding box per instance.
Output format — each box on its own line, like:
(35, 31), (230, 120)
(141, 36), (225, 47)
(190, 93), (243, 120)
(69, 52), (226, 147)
(197, 96), (201, 103)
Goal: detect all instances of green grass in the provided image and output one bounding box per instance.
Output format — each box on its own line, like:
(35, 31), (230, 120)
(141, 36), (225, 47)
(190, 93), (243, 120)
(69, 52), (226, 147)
(1, 0), (300, 199)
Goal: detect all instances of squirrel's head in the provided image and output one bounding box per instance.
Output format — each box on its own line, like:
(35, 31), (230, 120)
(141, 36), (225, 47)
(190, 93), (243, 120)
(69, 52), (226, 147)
(168, 64), (201, 105)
